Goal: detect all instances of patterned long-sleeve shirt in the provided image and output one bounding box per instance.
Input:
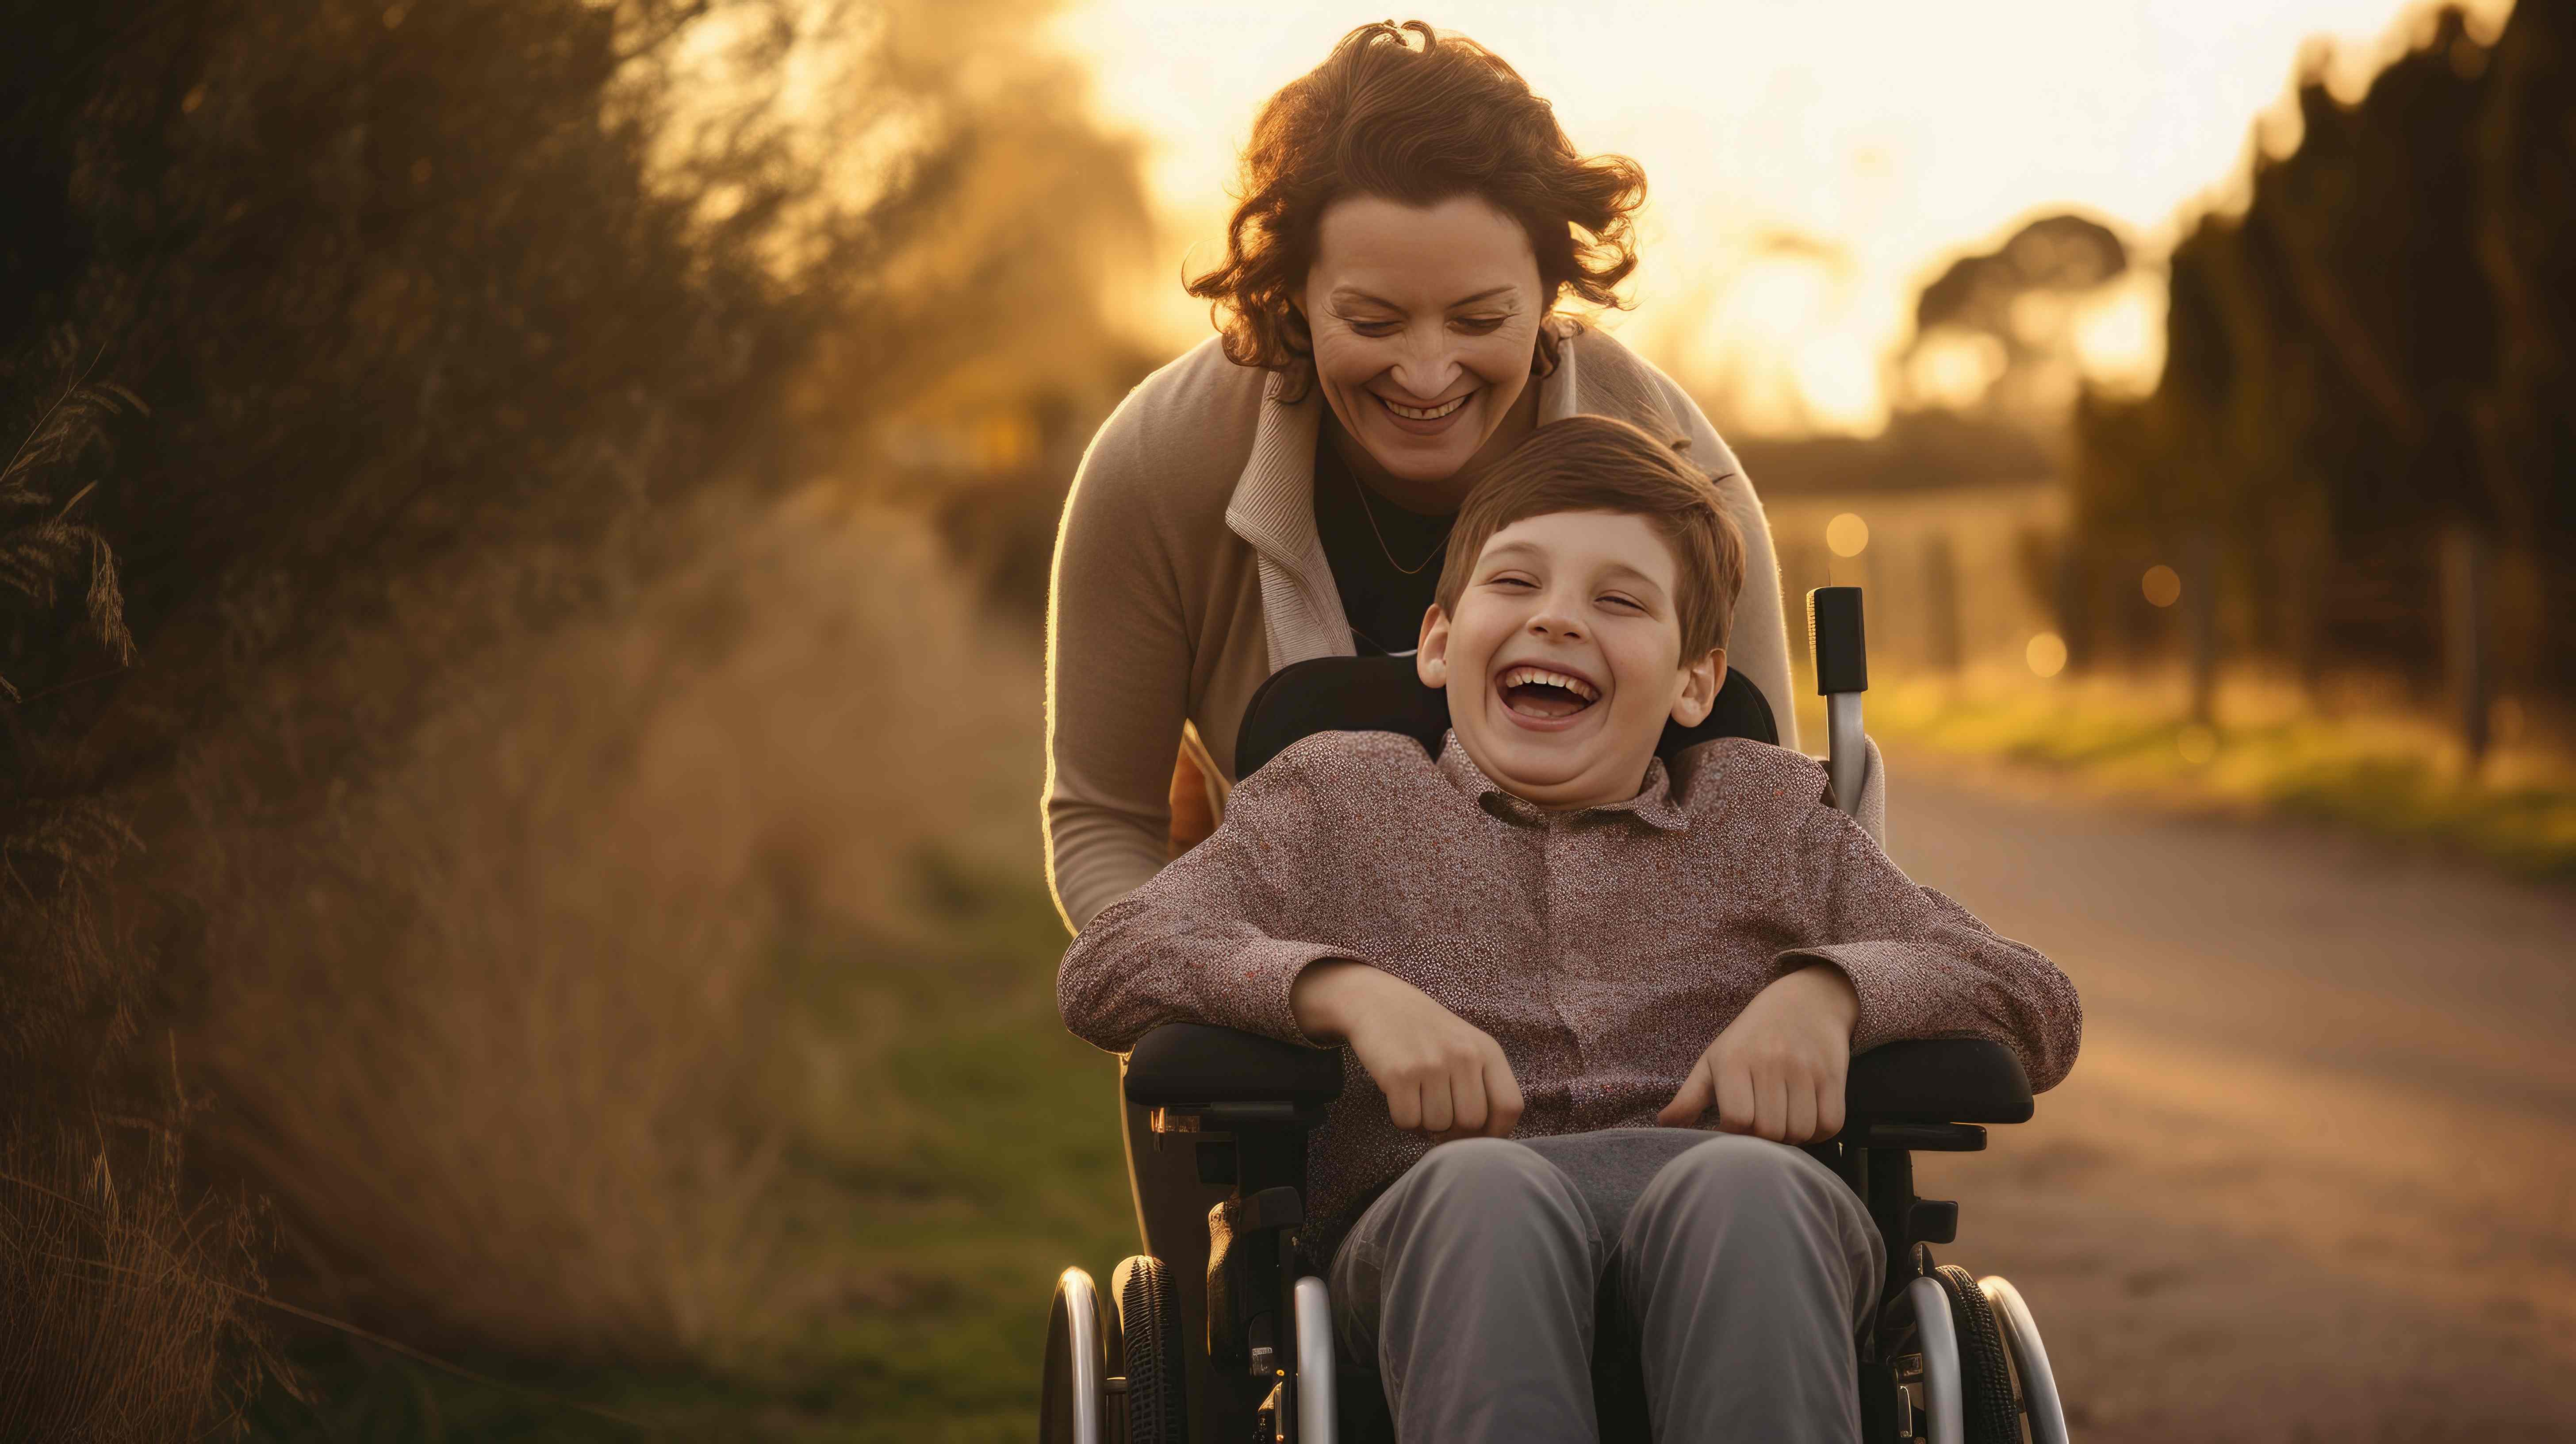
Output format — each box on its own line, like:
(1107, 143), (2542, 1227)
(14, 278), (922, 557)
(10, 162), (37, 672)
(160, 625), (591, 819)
(1058, 730), (2082, 1259)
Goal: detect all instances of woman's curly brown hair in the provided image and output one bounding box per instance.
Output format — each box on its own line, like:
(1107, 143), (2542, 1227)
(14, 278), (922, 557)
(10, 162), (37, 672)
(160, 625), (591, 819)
(1185, 21), (1647, 401)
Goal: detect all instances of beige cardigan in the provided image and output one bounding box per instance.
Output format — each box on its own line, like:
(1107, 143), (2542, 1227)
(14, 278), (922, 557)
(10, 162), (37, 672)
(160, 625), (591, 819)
(1044, 325), (1864, 933)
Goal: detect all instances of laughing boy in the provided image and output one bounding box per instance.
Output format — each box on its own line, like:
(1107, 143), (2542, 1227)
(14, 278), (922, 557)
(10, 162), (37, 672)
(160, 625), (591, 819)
(1058, 414), (2080, 1444)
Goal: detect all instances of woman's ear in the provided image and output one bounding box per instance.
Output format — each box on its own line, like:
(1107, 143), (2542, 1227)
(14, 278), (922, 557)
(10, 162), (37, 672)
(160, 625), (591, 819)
(1669, 647), (1724, 728)
(1416, 605), (1453, 688)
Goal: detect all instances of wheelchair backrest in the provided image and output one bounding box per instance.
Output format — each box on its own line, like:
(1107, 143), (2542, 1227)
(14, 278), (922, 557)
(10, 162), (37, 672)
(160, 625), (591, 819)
(1234, 655), (1779, 780)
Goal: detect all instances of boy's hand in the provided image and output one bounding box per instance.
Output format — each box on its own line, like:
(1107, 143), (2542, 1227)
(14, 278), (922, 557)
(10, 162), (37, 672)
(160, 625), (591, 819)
(1291, 960), (1522, 1142)
(1658, 964), (1859, 1144)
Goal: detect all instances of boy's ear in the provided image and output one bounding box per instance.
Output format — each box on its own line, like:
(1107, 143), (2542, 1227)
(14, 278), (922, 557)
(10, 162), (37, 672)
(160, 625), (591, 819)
(1416, 605), (1452, 689)
(1670, 646), (1724, 728)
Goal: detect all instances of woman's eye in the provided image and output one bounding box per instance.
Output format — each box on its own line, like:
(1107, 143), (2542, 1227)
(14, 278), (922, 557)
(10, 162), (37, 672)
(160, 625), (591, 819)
(1452, 315), (1508, 334)
(1346, 320), (1400, 337)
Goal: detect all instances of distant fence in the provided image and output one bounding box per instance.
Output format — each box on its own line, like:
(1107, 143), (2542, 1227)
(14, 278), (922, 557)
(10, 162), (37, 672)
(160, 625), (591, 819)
(1766, 477), (2066, 680)
(1767, 481), (2571, 766)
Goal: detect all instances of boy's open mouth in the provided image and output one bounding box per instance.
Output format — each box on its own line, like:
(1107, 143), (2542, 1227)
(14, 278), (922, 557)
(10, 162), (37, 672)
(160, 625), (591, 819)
(1495, 664), (1600, 720)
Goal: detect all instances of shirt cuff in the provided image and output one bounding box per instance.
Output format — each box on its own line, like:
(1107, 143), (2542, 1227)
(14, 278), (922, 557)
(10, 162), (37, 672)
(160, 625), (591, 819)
(1210, 937), (1354, 1047)
(1773, 941), (1917, 1057)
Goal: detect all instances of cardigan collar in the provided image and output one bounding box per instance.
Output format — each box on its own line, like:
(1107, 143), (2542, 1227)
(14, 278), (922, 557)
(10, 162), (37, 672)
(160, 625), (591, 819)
(1433, 730), (1691, 832)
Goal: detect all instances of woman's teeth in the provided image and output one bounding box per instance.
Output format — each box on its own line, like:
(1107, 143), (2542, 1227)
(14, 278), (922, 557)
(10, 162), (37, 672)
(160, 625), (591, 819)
(1380, 393), (1468, 421)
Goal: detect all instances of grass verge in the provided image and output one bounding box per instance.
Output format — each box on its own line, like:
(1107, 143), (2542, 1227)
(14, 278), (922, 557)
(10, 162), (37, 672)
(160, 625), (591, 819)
(245, 860), (1130, 1443)
(1857, 672), (2576, 882)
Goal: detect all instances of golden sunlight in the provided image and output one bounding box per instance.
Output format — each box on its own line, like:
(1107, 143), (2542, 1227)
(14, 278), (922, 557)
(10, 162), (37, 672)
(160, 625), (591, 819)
(1050, 0), (2512, 437)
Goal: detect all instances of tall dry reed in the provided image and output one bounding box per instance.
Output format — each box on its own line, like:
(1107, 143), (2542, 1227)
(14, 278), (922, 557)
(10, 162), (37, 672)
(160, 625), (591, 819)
(174, 497), (1036, 1365)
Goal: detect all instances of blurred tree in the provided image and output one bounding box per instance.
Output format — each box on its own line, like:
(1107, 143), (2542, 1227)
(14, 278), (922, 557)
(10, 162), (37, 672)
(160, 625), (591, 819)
(2475, 0), (2576, 693)
(2071, 4), (2574, 703)
(1898, 213), (2129, 428)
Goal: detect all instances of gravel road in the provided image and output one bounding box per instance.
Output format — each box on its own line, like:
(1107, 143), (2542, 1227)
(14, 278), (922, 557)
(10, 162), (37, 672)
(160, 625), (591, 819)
(1883, 754), (2576, 1443)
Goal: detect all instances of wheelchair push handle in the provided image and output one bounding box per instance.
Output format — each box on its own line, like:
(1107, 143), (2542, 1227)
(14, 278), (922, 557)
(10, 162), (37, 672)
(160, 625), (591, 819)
(1807, 587), (1867, 819)
(1808, 586), (1868, 697)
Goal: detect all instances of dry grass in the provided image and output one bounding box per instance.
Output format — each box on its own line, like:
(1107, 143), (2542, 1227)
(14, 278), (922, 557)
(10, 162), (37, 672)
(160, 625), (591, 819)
(171, 495), (1037, 1368)
(1859, 664), (2576, 879)
(0, 1121), (272, 1442)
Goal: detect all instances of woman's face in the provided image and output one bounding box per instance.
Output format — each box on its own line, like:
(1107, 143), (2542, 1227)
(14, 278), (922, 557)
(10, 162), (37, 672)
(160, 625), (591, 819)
(1299, 194), (1545, 494)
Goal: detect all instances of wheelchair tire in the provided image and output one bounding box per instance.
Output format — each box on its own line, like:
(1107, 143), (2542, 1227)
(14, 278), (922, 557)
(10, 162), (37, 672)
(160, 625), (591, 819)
(1040, 1267), (1108, 1444)
(1112, 1255), (1187, 1444)
(1931, 1264), (2019, 1443)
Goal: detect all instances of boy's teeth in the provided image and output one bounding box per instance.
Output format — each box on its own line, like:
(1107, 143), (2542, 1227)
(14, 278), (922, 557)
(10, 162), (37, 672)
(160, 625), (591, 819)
(1501, 666), (1598, 701)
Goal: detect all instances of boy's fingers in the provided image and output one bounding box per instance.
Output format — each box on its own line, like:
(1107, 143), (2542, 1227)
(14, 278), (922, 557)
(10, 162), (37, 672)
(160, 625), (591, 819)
(1754, 1072), (1788, 1141)
(1820, 1058), (1849, 1140)
(1384, 1078), (1421, 1133)
(1418, 1073), (1454, 1136)
(1715, 1060), (1756, 1133)
(1786, 1081), (1819, 1144)
(1488, 1056), (1525, 1136)
(1450, 1066), (1488, 1137)
(1657, 1057), (1713, 1126)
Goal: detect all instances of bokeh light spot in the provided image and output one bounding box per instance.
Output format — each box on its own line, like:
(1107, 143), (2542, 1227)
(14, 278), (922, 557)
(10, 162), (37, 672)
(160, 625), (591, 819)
(2177, 724), (2218, 764)
(1826, 512), (1870, 558)
(2026, 631), (2068, 678)
(2142, 564), (2182, 608)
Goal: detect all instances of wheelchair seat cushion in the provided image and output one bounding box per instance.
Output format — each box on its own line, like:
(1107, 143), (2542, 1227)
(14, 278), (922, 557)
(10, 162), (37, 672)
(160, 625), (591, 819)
(1234, 653), (1779, 780)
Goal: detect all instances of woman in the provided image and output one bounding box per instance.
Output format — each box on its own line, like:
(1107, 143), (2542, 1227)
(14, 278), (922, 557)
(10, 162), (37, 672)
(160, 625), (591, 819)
(1046, 21), (1809, 933)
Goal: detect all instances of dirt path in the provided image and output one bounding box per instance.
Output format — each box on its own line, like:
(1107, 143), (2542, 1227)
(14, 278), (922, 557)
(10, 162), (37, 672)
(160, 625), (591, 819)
(1882, 754), (2576, 1443)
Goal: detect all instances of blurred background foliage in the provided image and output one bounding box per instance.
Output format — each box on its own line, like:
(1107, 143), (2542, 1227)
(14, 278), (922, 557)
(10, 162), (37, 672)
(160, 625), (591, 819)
(0, 0), (1146, 1436)
(2072, 3), (2574, 701)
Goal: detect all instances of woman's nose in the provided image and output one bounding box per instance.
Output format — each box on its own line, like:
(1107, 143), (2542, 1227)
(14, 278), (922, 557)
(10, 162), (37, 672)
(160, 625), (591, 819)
(1390, 327), (1461, 400)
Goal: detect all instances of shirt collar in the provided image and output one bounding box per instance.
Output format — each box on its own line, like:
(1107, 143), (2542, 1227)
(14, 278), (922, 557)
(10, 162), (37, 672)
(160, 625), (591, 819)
(1434, 730), (1690, 832)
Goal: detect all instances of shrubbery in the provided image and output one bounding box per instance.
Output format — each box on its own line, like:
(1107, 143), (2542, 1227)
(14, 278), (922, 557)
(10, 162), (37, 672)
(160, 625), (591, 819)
(0, 0), (1145, 1430)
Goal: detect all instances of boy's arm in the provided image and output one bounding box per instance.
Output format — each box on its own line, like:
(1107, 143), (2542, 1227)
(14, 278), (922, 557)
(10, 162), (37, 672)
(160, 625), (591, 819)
(1057, 740), (1526, 1141)
(1056, 750), (1351, 1054)
(1775, 783), (2084, 1093)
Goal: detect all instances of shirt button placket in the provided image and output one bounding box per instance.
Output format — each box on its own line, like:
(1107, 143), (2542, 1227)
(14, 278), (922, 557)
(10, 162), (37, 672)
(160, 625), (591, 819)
(1542, 816), (1591, 1109)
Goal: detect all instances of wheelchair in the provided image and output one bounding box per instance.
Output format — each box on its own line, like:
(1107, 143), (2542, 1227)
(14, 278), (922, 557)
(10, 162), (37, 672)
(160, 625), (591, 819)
(1040, 588), (2072, 1443)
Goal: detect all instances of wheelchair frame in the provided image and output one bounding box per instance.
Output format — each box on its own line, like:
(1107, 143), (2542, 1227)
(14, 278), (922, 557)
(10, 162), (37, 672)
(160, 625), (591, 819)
(1043, 588), (2073, 1443)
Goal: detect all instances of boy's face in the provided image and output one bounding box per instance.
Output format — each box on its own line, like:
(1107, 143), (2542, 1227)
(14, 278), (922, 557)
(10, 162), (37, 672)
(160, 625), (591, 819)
(1415, 510), (1722, 810)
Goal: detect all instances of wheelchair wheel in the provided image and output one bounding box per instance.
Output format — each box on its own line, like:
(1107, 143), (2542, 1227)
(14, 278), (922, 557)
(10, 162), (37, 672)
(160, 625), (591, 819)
(1929, 1264), (2018, 1443)
(1040, 1267), (1108, 1444)
(1979, 1275), (2070, 1444)
(1112, 1255), (1187, 1444)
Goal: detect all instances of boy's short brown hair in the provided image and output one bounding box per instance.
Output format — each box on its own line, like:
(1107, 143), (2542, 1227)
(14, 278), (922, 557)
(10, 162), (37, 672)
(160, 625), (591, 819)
(1434, 415), (1746, 659)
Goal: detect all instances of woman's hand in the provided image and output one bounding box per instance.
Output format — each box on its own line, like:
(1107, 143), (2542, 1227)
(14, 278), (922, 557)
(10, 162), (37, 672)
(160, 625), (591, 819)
(1658, 964), (1859, 1144)
(1292, 960), (1522, 1142)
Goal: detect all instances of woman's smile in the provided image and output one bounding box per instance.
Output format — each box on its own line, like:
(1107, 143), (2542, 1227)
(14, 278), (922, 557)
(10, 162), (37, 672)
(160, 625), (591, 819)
(1373, 386), (1477, 433)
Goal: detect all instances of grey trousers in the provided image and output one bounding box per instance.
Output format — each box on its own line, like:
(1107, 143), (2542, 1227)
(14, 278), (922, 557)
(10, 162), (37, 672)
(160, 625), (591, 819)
(1328, 1129), (1883, 1444)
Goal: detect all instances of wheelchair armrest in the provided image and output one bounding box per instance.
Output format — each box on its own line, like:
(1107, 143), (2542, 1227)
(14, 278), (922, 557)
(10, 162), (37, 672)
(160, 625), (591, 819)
(1123, 1024), (1344, 1111)
(1844, 1038), (2032, 1125)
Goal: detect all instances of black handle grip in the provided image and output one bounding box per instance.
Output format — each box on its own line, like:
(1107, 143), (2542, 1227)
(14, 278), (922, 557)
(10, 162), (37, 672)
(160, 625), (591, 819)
(1809, 587), (1868, 695)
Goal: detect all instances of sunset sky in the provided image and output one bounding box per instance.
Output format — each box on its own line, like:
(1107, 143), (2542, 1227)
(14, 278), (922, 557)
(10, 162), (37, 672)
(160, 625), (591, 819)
(1049, 0), (2513, 436)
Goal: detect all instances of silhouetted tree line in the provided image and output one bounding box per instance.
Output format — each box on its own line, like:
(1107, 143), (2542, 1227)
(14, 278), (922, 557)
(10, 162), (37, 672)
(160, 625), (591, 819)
(0, 0), (1144, 1432)
(2073, 4), (2575, 706)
